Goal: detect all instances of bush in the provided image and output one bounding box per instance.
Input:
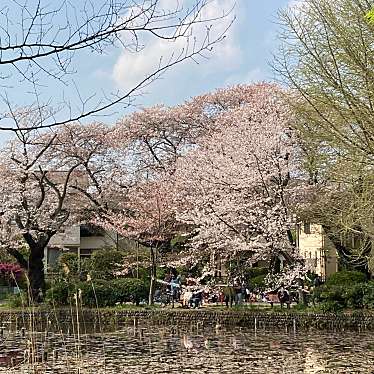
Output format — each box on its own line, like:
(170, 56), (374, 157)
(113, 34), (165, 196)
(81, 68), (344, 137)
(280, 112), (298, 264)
(250, 275), (266, 291)
(248, 267), (268, 279)
(325, 271), (366, 286)
(46, 278), (148, 307)
(45, 280), (76, 306)
(313, 274), (373, 310)
(362, 281), (374, 309)
(79, 280), (117, 307)
(54, 253), (91, 282)
(89, 250), (126, 280)
(343, 283), (365, 309)
(7, 291), (27, 308)
(0, 263), (24, 287)
(320, 300), (344, 313)
(111, 278), (148, 305)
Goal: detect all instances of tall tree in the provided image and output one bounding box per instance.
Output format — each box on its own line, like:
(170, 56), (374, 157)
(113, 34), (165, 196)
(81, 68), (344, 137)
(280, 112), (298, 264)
(0, 119), (110, 299)
(275, 0), (374, 271)
(173, 83), (297, 267)
(96, 179), (177, 304)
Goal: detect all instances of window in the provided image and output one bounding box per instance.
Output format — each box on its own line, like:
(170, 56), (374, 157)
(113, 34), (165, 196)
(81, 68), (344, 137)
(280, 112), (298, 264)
(304, 222), (311, 234)
(80, 224), (105, 237)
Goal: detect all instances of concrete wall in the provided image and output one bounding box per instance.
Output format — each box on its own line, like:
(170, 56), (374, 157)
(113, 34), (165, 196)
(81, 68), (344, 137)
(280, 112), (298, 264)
(1, 309), (373, 331)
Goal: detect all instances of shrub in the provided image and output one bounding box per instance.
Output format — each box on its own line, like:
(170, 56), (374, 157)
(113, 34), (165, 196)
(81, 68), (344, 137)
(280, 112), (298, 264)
(0, 263), (24, 287)
(54, 253), (91, 282)
(250, 275), (266, 291)
(79, 280), (117, 307)
(111, 278), (148, 305)
(7, 291), (27, 308)
(89, 250), (126, 280)
(57, 253), (80, 275)
(45, 280), (76, 306)
(362, 281), (374, 309)
(248, 267), (268, 279)
(320, 300), (344, 313)
(325, 271), (366, 286)
(343, 283), (365, 309)
(313, 275), (372, 310)
(46, 278), (148, 307)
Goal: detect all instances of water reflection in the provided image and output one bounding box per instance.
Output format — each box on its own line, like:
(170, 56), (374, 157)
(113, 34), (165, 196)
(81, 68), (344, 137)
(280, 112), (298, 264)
(0, 324), (373, 373)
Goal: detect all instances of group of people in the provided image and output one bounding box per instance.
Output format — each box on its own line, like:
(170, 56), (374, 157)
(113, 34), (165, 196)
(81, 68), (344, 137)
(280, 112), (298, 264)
(155, 272), (252, 308)
(154, 271), (324, 308)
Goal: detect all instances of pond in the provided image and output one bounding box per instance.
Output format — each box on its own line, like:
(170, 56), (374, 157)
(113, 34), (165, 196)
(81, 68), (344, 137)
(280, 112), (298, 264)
(0, 323), (373, 373)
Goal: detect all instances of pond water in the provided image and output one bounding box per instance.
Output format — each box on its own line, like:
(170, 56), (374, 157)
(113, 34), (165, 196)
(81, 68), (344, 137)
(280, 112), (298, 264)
(0, 323), (373, 373)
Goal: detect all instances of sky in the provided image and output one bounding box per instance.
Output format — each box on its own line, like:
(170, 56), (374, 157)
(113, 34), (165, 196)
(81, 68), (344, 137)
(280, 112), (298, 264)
(0, 0), (293, 143)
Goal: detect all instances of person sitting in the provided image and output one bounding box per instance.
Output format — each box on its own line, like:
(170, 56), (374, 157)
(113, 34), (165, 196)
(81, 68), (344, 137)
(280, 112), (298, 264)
(189, 290), (203, 308)
(277, 286), (291, 309)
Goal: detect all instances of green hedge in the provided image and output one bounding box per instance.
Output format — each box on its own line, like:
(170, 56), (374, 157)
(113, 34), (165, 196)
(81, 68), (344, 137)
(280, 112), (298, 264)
(313, 275), (374, 312)
(325, 270), (367, 286)
(46, 278), (148, 307)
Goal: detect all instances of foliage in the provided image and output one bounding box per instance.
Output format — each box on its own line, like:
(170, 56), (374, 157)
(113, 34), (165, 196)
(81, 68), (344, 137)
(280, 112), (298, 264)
(362, 282), (374, 309)
(250, 275), (267, 291)
(111, 278), (149, 305)
(241, 267), (269, 291)
(7, 292), (27, 308)
(313, 273), (374, 311)
(89, 250), (126, 280)
(276, 0), (374, 270)
(0, 263), (23, 286)
(156, 267), (167, 281)
(54, 253), (91, 282)
(46, 278), (148, 307)
(325, 271), (367, 287)
(366, 7), (374, 24)
(248, 267), (268, 279)
(45, 281), (75, 306)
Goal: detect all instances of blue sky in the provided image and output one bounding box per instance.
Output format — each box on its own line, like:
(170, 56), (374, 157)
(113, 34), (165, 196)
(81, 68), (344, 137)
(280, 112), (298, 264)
(93, 0), (292, 108)
(0, 0), (292, 143)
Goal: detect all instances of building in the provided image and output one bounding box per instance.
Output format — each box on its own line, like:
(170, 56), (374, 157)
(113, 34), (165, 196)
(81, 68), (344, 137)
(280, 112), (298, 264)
(297, 222), (338, 279)
(45, 224), (138, 270)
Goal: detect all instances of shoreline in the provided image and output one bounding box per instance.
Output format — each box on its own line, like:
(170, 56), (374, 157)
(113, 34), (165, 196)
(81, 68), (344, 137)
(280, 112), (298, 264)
(0, 307), (373, 331)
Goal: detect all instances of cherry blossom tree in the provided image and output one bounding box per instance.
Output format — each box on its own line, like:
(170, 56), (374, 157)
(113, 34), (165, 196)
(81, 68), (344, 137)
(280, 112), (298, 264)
(99, 83), (301, 287)
(172, 83), (298, 271)
(96, 179), (178, 304)
(0, 117), (111, 300)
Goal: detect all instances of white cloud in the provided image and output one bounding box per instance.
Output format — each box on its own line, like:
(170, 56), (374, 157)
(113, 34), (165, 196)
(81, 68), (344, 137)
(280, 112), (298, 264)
(225, 67), (266, 86)
(111, 0), (241, 94)
(287, 0), (307, 13)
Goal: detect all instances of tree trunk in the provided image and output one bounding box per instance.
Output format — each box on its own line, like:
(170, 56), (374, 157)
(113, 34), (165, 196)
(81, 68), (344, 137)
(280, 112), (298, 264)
(148, 246), (156, 305)
(27, 245), (46, 303)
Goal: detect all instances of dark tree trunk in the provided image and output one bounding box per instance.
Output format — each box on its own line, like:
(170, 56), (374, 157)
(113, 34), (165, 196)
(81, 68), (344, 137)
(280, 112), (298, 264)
(21, 232), (52, 303)
(28, 245), (46, 302)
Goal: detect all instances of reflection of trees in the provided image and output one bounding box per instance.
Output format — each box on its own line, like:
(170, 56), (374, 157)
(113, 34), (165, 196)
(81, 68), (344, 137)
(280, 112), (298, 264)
(304, 347), (327, 374)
